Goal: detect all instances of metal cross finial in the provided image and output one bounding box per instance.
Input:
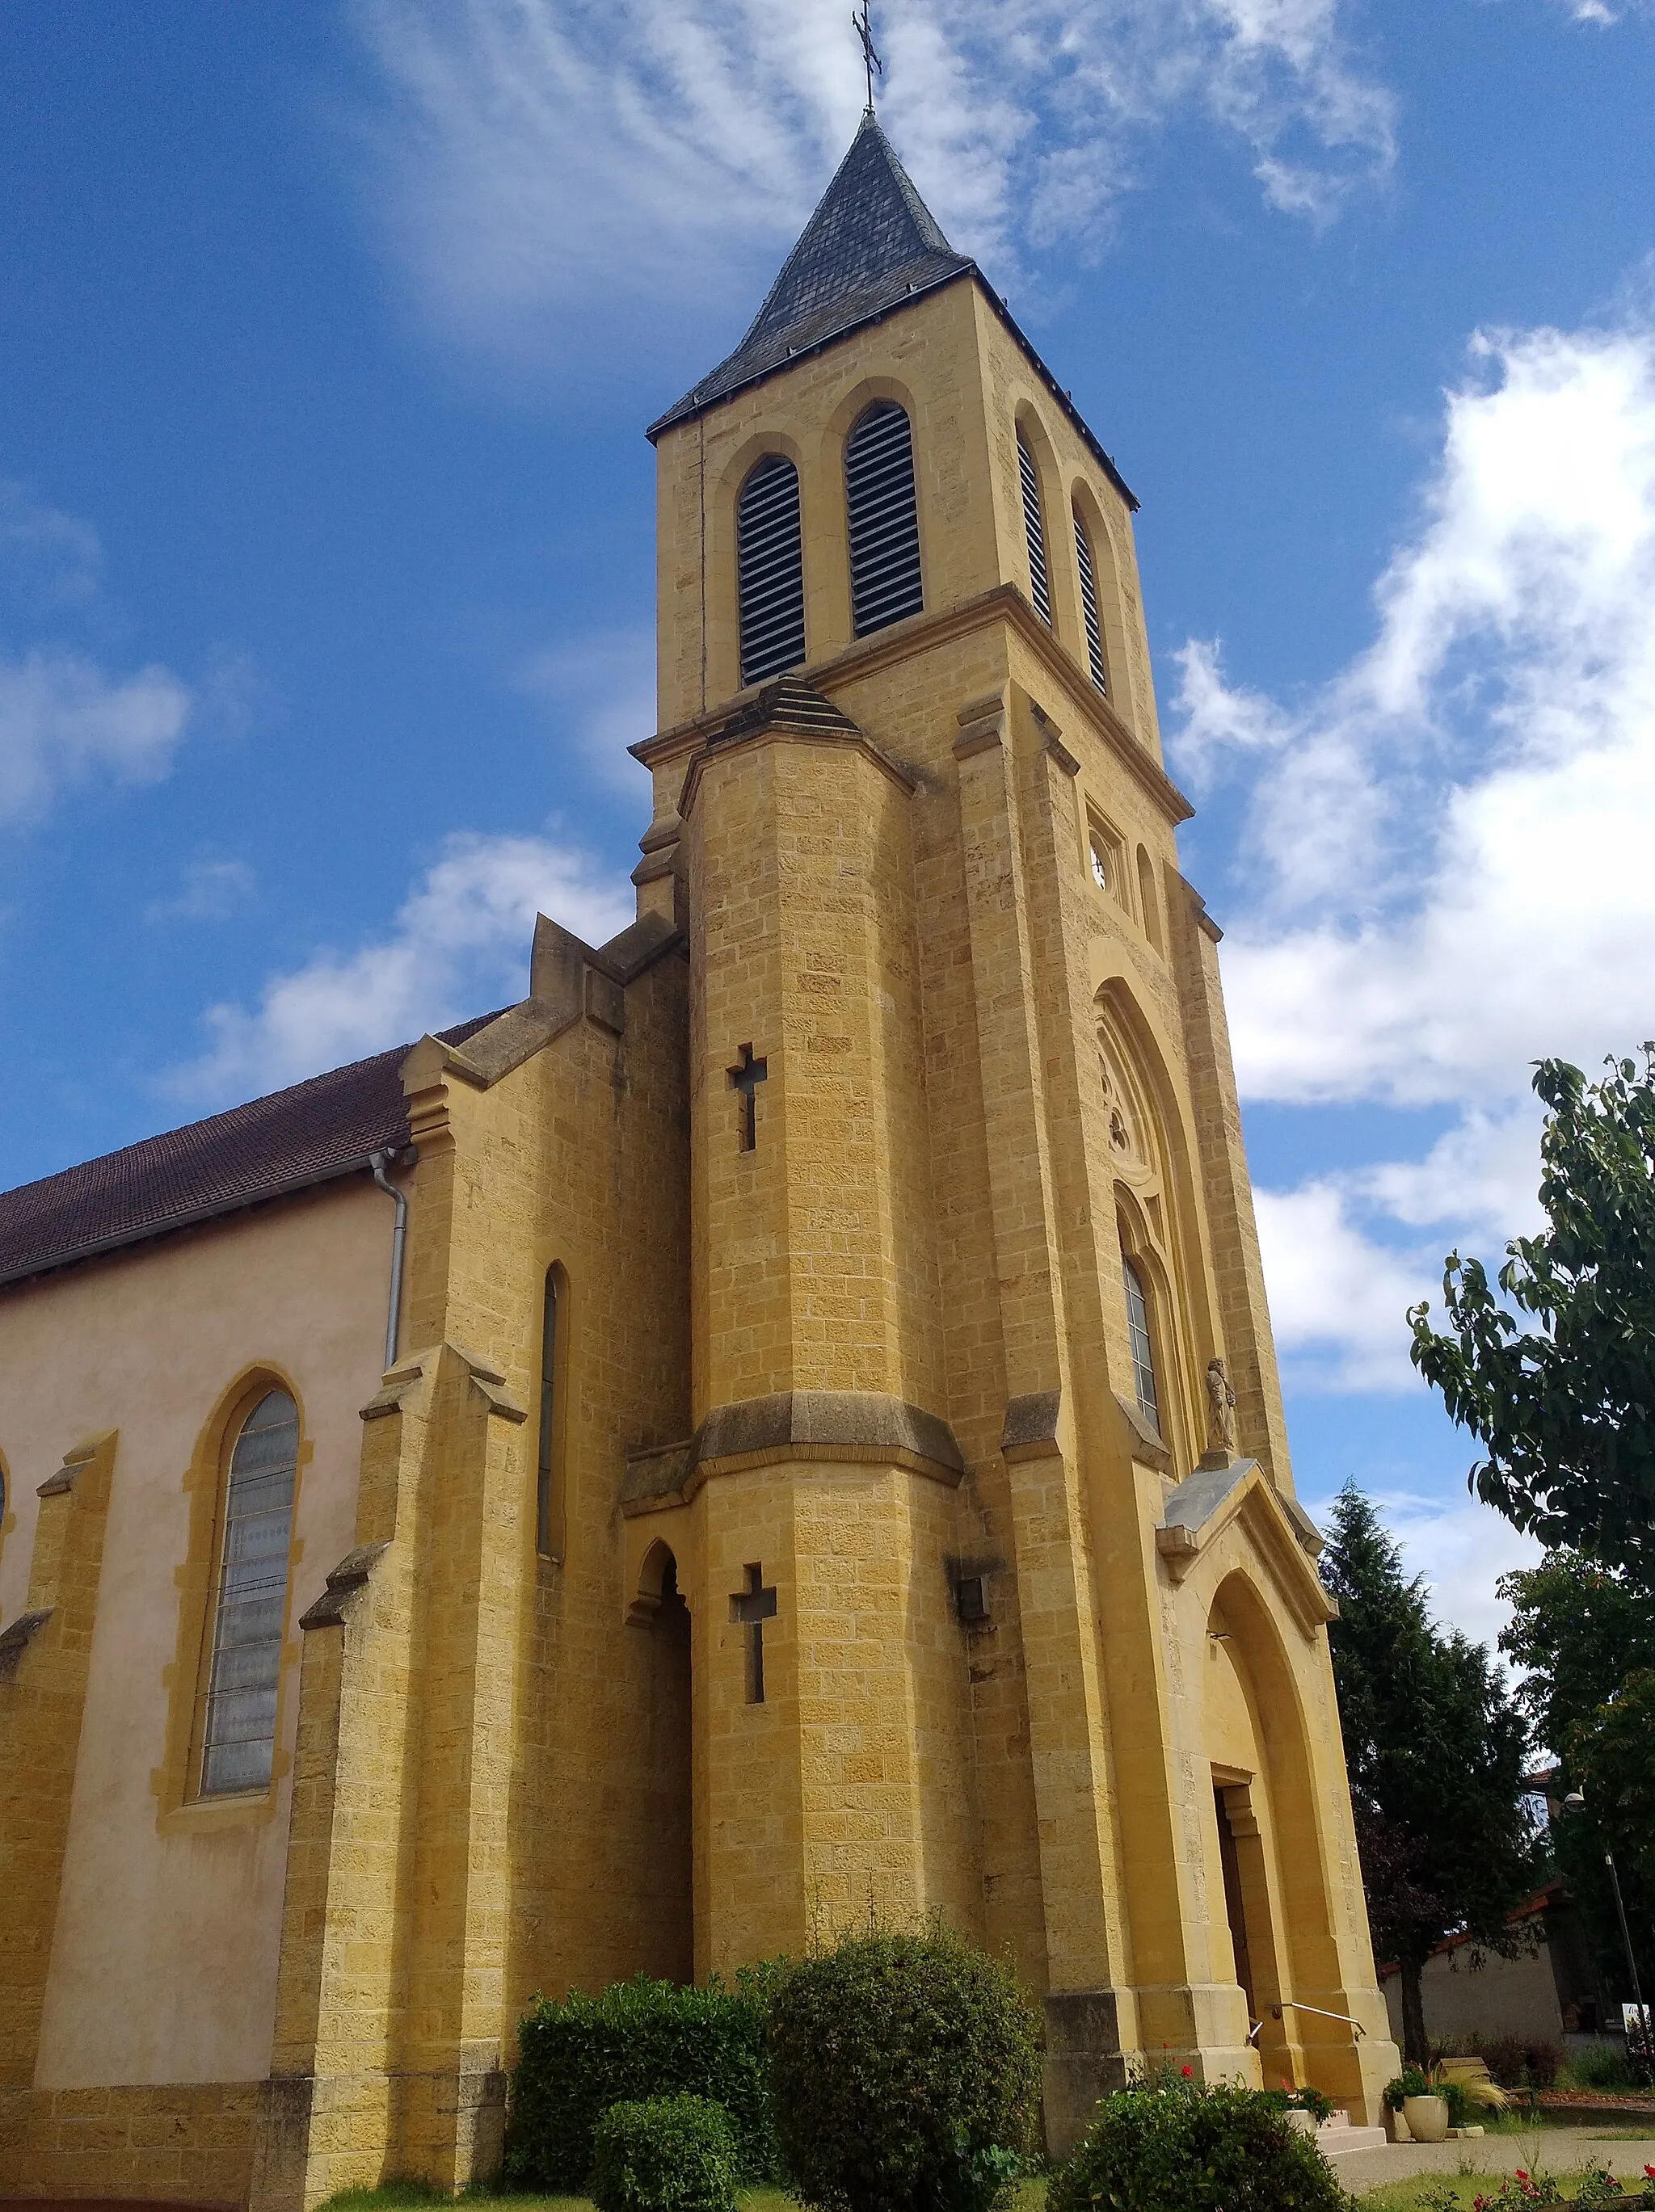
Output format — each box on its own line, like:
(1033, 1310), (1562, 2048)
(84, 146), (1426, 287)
(852, 0), (882, 113)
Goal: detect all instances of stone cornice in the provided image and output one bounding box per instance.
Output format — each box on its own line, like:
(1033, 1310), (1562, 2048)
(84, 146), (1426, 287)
(631, 584), (1194, 830)
(621, 1390), (966, 1515)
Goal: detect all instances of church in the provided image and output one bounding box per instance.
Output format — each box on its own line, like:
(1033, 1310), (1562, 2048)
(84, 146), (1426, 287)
(0, 113), (1399, 2211)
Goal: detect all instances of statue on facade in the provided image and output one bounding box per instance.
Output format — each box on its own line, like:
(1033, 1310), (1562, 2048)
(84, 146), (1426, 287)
(1205, 1356), (1237, 1460)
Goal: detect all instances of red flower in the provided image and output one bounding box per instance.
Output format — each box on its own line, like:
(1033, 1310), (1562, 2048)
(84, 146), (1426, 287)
(1181, 2066), (1194, 2077)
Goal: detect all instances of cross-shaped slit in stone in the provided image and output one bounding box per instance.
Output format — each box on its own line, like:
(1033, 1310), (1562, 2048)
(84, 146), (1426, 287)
(730, 1562), (777, 1703)
(727, 1042), (769, 1152)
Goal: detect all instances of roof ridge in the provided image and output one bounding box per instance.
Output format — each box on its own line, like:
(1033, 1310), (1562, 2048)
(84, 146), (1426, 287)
(0, 1009), (503, 1290)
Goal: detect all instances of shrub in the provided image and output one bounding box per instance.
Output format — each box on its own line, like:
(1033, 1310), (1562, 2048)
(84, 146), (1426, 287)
(1569, 2043), (1637, 2091)
(503, 1973), (775, 2190)
(1261, 2082), (1335, 2123)
(767, 1923), (1042, 2212)
(1483, 2036), (1562, 2091)
(1047, 2071), (1349, 2212)
(590, 2095), (739, 2212)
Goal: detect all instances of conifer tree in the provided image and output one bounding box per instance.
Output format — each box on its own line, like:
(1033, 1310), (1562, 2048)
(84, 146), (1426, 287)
(1321, 1483), (1537, 2063)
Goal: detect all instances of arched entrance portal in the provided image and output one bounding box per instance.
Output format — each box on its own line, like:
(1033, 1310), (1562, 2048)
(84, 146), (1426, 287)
(1205, 1583), (1294, 2084)
(1204, 1567), (1351, 2092)
(638, 1541), (694, 1981)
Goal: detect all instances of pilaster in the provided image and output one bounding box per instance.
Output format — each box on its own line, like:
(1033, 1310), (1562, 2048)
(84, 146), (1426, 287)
(0, 1430), (116, 2102)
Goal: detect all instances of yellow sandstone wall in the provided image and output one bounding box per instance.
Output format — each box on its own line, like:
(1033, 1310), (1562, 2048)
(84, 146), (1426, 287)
(641, 263), (1396, 2135)
(249, 932), (695, 2212)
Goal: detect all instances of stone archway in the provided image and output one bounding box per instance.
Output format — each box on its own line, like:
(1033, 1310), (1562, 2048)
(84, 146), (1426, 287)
(1205, 1568), (1347, 2090)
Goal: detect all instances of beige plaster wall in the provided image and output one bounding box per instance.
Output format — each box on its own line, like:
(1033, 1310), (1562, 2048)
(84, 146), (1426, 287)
(1383, 1938), (1566, 2048)
(0, 1179), (390, 2087)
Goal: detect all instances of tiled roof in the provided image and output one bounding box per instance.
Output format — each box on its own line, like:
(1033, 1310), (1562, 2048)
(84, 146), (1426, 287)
(0, 1014), (499, 1290)
(648, 113), (973, 439)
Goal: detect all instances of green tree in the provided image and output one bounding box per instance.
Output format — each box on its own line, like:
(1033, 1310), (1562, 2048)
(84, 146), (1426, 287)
(1409, 1049), (1655, 1591)
(1500, 1554), (1655, 2002)
(1322, 1484), (1538, 2064)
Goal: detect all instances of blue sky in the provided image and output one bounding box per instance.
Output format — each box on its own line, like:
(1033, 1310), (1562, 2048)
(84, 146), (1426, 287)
(5, 0), (1654, 1653)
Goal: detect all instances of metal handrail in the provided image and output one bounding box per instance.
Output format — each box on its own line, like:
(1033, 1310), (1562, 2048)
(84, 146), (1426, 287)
(1271, 2000), (1367, 2039)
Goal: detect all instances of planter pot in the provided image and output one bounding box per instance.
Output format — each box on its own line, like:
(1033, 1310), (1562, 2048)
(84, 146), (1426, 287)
(1285, 2110), (1318, 2137)
(1402, 2095), (1450, 2144)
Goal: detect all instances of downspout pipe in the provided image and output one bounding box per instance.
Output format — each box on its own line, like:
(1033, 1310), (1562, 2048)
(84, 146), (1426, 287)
(369, 1148), (411, 1372)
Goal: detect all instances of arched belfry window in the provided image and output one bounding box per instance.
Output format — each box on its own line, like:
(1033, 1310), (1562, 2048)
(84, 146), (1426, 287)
(844, 402), (923, 636)
(1017, 427), (1051, 624)
(200, 1388), (298, 1796)
(1122, 1259), (1160, 1431)
(1073, 507), (1108, 693)
(737, 454), (806, 685)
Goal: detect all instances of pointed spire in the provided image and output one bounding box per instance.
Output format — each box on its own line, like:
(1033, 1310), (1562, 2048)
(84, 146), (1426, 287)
(647, 116), (973, 439)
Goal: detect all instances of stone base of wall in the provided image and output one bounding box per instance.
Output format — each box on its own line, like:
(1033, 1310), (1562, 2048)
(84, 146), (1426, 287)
(248, 2065), (505, 2212)
(0, 2081), (259, 2205)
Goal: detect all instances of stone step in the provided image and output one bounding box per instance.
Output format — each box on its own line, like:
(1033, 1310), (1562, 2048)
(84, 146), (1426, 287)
(1317, 2122), (1391, 2157)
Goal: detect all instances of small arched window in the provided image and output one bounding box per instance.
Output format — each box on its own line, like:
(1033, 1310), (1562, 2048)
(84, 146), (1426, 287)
(537, 1264), (566, 1559)
(1073, 507), (1108, 693)
(737, 454), (806, 685)
(200, 1388), (298, 1796)
(1017, 427), (1051, 625)
(1136, 845), (1163, 953)
(844, 402), (923, 636)
(1122, 1259), (1160, 1432)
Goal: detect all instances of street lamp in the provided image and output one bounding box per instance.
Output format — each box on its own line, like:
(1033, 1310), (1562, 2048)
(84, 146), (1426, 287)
(1561, 1789), (1651, 2085)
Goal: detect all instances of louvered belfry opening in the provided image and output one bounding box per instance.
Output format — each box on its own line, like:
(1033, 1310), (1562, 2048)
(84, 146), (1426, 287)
(1074, 507), (1108, 693)
(1017, 427), (1051, 624)
(845, 401), (924, 637)
(737, 452), (806, 685)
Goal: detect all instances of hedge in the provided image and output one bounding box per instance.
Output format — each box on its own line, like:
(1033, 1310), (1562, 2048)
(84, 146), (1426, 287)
(503, 1974), (776, 2190)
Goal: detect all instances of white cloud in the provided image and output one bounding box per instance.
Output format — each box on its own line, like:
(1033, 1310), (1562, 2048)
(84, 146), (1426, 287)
(1303, 1484), (1544, 1653)
(0, 482), (101, 610)
(145, 857), (257, 925)
(0, 648), (193, 827)
(1176, 306), (1655, 1393)
(1178, 318), (1655, 1111)
(513, 627), (655, 793)
(1254, 1180), (1430, 1393)
(168, 830), (633, 1104)
(347, 0), (1394, 369)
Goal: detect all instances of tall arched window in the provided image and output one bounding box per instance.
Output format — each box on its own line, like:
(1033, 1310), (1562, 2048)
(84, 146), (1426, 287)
(844, 402), (923, 636)
(1073, 506), (1108, 693)
(537, 1263), (566, 1559)
(737, 454), (806, 685)
(1017, 427), (1051, 624)
(1122, 1259), (1160, 1432)
(200, 1388), (298, 1796)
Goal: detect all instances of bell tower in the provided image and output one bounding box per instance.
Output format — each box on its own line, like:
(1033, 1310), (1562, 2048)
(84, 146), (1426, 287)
(625, 113), (1399, 2143)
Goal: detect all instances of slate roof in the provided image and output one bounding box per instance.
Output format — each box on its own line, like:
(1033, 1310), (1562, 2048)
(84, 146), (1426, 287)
(648, 113), (972, 439)
(646, 112), (1139, 510)
(0, 1012), (499, 1290)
